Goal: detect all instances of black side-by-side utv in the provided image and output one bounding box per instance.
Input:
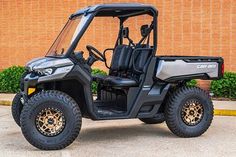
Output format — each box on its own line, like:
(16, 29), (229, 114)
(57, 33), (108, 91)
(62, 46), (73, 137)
(11, 3), (224, 150)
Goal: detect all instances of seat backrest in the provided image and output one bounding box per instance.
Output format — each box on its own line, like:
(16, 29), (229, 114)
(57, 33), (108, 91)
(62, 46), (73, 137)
(132, 49), (152, 72)
(125, 46), (152, 82)
(129, 45), (152, 73)
(110, 44), (132, 74)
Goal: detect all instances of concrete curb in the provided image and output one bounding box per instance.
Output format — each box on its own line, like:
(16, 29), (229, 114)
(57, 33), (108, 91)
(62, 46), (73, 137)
(0, 100), (12, 106)
(1, 99), (236, 116)
(214, 109), (236, 116)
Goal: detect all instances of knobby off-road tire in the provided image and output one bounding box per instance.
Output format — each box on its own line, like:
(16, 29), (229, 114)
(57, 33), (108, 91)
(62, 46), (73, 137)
(139, 113), (165, 124)
(165, 86), (213, 137)
(20, 90), (82, 150)
(12, 72), (28, 127)
(11, 93), (23, 127)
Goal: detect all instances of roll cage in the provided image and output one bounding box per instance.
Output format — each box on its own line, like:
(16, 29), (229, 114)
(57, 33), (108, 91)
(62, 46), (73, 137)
(65, 3), (158, 58)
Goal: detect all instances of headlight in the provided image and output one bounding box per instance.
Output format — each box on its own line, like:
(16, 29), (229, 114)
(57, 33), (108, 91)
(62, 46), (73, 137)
(43, 68), (53, 75)
(35, 68), (54, 76)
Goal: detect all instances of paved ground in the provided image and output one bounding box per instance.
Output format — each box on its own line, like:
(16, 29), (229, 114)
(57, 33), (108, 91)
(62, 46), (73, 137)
(214, 100), (236, 110)
(0, 106), (236, 157)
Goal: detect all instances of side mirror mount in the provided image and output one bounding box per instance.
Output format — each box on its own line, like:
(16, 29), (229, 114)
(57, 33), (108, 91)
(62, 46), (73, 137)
(122, 27), (129, 38)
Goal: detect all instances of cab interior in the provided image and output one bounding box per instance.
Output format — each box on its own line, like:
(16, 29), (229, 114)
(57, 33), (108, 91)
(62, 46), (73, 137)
(87, 9), (156, 117)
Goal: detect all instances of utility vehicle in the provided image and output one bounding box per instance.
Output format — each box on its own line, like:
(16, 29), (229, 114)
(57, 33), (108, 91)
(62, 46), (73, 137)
(12, 3), (224, 150)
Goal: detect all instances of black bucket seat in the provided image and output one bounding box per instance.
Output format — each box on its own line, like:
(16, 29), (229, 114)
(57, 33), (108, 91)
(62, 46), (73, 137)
(93, 24), (153, 87)
(93, 44), (138, 87)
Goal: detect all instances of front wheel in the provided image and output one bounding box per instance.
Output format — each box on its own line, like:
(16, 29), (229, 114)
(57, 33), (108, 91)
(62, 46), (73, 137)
(20, 90), (82, 150)
(165, 87), (213, 137)
(11, 93), (24, 127)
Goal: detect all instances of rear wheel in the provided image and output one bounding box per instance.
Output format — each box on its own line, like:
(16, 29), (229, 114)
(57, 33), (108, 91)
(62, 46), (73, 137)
(165, 86), (213, 137)
(11, 93), (23, 127)
(139, 113), (165, 124)
(20, 90), (82, 150)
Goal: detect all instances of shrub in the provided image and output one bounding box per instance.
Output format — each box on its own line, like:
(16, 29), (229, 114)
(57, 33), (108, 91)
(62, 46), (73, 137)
(210, 72), (236, 98)
(186, 79), (197, 87)
(91, 68), (107, 94)
(0, 66), (25, 93)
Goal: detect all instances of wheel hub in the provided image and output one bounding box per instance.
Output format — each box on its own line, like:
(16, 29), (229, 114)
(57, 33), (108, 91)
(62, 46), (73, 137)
(181, 100), (204, 126)
(35, 107), (66, 137)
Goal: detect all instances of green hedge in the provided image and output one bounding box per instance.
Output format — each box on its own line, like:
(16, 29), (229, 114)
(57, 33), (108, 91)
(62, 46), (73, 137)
(91, 68), (107, 94)
(0, 66), (25, 93)
(186, 79), (197, 87)
(0, 66), (107, 94)
(210, 72), (236, 98)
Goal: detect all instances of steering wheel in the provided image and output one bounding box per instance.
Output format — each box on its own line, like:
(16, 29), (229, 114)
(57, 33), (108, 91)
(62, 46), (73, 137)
(86, 45), (105, 62)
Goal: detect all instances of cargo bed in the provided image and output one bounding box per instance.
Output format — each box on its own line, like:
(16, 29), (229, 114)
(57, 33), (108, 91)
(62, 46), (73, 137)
(155, 56), (224, 82)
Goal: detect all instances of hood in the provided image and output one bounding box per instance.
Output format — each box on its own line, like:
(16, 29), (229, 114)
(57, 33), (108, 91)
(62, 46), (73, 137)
(26, 57), (74, 71)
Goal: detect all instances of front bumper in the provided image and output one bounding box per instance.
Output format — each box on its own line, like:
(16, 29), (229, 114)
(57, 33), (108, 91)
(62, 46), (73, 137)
(20, 73), (39, 103)
(23, 73), (39, 93)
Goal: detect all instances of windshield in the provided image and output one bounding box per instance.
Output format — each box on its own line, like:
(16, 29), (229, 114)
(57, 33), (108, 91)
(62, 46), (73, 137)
(46, 15), (87, 57)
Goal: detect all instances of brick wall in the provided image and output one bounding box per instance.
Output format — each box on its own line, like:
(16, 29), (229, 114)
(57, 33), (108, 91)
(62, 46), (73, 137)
(0, 0), (236, 87)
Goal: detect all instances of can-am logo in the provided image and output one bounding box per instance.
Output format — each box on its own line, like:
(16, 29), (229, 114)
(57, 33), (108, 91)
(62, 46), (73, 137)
(197, 64), (217, 69)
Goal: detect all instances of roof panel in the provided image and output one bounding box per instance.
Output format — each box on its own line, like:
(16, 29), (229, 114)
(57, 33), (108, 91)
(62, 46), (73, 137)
(72, 3), (157, 17)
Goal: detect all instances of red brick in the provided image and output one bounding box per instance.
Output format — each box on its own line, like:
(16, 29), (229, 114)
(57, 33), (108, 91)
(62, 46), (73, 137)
(0, 0), (235, 90)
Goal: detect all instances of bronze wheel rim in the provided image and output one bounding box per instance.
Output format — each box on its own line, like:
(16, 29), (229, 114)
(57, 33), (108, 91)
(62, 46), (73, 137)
(35, 107), (66, 137)
(181, 100), (204, 126)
